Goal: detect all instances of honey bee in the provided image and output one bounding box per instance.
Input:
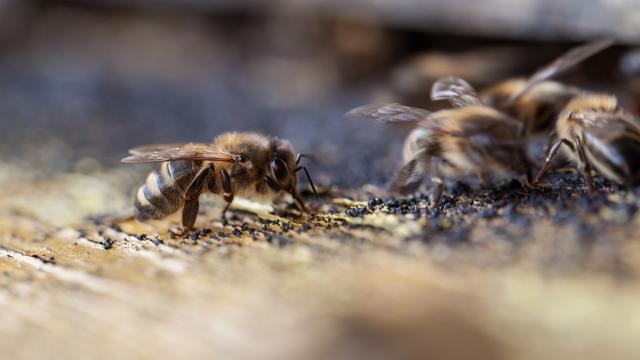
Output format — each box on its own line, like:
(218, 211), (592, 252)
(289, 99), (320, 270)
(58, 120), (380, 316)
(122, 132), (317, 229)
(534, 94), (640, 192)
(347, 99), (532, 206)
(480, 39), (614, 136)
(430, 40), (613, 137)
(431, 39), (640, 192)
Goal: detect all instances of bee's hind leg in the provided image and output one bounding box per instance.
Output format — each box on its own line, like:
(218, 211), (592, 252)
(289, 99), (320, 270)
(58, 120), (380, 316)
(181, 163), (214, 230)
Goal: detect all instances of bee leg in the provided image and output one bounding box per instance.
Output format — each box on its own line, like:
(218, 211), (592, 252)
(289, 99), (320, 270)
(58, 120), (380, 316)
(429, 157), (444, 208)
(181, 164), (213, 230)
(575, 134), (595, 195)
(292, 192), (308, 213)
(182, 197), (200, 230)
(542, 130), (557, 156)
(220, 168), (234, 225)
(534, 138), (574, 185)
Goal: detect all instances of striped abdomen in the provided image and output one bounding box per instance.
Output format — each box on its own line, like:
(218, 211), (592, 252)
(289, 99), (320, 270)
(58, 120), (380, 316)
(135, 160), (202, 221)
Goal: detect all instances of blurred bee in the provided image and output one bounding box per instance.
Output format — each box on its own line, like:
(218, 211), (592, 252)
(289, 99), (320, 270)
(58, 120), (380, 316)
(122, 132), (317, 229)
(383, 45), (559, 109)
(424, 40), (612, 137)
(534, 94), (640, 192)
(347, 97), (532, 206)
(432, 39), (640, 192)
(480, 39), (614, 136)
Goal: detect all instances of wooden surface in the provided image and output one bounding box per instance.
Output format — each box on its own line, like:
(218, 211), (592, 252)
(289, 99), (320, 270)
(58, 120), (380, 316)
(1, 163), (640, 360)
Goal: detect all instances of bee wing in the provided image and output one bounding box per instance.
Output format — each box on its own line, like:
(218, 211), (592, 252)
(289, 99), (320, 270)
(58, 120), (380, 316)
(121, 143), (240, 163)
(389, 157), (425, 195)
(508, 39), (614, 103)
(575, 111), (640, 140)
(346, 103), (431, 125)
(128, 143), (186, 155)
(431, 76), (483, 107)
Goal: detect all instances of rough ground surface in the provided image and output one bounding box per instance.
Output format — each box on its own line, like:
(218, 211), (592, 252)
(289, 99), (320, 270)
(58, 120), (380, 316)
(2, 160), (640, 360)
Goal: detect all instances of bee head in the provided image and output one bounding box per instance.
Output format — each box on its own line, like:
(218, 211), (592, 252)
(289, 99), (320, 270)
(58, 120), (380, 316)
(264, 138), (317, 212)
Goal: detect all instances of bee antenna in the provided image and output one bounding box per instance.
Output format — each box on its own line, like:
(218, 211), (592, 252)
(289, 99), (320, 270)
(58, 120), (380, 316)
(296, 165), (318, 200)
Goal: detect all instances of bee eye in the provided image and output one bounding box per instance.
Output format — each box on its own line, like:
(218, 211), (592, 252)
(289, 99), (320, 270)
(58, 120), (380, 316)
(236, 154), (248, 163)
(270, 157), (290, 185)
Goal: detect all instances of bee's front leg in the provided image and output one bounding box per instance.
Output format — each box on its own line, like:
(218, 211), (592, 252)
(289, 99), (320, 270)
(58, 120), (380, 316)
(534, 138), (574, 185)
(220, 168), (234, 225)
(429, 157), (444, 208)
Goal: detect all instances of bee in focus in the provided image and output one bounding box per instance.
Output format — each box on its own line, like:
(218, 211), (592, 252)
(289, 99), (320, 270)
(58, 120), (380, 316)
(122, 132), (317, 229)
(347, 92), (532, 206)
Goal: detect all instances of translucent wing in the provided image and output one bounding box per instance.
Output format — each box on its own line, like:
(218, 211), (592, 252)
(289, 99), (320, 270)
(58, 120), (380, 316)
(122, 143), (240, 163)
(574, 111), (640, 138)
(431, 76), (483, 107)
(128, 143), (186, 155)
(389, 157), (424, 195)
(508, 38), (614, 103)
(345, 103), (431, 124)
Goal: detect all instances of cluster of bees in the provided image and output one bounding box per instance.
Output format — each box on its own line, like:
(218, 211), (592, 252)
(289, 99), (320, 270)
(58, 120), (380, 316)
(349, 39), (640, 205)
(123, 40), (640, 229)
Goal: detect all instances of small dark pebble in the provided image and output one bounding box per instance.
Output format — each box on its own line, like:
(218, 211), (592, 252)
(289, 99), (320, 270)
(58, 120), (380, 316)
(102, 238), (115, 250)
(232, 229), (242, 236)
(241, 224), (255, 234)
(385, 199), (399, 208)
(346, 206), (369, 217)
(439, 195), (455, 208)
(368, 198), (383, 207)
(217, 231), (228, 238)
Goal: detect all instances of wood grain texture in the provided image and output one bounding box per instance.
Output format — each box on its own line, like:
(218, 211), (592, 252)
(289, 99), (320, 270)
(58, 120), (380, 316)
(1, 163), (640, 360)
